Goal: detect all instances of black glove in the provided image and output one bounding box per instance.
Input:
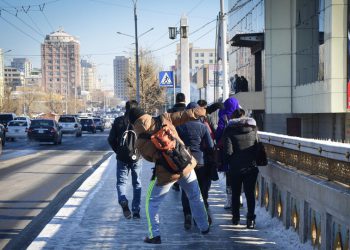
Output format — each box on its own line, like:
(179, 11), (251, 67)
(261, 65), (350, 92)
(206, 102), (224, 114)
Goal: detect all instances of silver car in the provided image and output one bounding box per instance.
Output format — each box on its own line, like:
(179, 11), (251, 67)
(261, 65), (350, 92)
(58, 116), (82, 137)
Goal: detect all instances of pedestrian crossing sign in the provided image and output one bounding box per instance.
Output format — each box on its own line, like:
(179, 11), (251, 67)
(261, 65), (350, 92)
(159, 71), (174, 87)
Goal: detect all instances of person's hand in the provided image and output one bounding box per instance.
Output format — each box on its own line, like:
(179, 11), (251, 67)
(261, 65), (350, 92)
(206, 102), (224, 114)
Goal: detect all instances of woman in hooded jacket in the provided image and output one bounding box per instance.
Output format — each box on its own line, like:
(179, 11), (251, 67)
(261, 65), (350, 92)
(215, 97), (240, 209)
(222, 107), (259, 229)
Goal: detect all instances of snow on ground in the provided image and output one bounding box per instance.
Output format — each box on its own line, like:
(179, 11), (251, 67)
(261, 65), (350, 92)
(29, 159), (314, 249)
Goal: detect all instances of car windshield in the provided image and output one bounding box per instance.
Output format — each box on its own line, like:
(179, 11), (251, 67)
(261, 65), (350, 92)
(93, 119), (100, 122)
(80, 119), (92, 124)
(8, 121), (27, 126)
(31, 120), (54, 127)
(15, 117), (27, 120)
(59, 117), (75, 123)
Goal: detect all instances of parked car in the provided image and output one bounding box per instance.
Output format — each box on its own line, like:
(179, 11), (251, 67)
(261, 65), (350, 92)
(6, 120), (30, 141)
(93, 117), (105, 132)
(80, 118), (96, 133)
(27, 119), (62, 144)
(58, 115), (82, 137)
(0, 124), (5, 146)
(0, 113), (17, 128)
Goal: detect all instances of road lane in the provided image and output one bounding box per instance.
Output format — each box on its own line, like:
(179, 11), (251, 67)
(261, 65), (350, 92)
(0, 130), (113, 249)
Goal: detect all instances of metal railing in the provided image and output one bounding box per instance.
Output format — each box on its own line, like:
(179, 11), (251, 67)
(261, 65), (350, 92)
(258, 132), (350, 187)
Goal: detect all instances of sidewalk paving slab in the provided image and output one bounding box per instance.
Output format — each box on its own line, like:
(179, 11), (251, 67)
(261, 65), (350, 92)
(29, 156), (313, 250)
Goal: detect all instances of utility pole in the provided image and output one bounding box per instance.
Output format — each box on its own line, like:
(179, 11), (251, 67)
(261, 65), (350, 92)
(220, 0), (229, 100)
(133, 0), (140, 103)
(180, 15), (190, 103)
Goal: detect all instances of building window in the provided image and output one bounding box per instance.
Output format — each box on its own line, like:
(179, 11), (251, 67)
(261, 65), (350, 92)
(195, 53), (199, 57)
(195, 60), (199, 64)
(56, 60), (60, 63)
(209, 60), (213, 64)
(200, 60), (204, 64)
(209, 53), (214, 57)
(48, 60), (52, 63)
(200, 53), (204, 57)
(57, 78), (60, 81)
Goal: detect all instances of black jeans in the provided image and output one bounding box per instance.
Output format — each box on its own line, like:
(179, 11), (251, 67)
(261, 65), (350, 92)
(182, 165), (211, 215)
(230, 167), (259, 220)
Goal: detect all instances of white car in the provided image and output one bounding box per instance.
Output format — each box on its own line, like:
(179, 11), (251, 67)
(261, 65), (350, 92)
(6, 120), (30, 141)
(58, 116), (82, 137)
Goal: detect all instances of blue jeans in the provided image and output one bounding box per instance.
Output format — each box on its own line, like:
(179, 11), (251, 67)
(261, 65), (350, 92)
(116, 159), (142, 213)
(145, 169), (209, 238)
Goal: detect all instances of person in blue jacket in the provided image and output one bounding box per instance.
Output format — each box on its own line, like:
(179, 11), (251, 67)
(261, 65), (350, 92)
(176, 102), (215, 230)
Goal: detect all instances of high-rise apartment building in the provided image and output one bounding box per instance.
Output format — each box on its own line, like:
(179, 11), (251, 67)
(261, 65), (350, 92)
(41, 28), (81, 97)
(11, 58), (32, 77)
(81, 60), (97, 92)
(4, 67), (24, 89)
(113, 56), (129, 101)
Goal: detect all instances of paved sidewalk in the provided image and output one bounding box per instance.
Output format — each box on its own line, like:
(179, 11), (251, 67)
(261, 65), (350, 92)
(28, 156), (311, 250)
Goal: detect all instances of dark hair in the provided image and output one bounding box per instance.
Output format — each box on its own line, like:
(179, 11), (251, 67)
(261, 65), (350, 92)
(176, 93), (185, 103)
(197, 99), (207, 107)
(125, 100), (138, 112)
(232, 108), (245, 119)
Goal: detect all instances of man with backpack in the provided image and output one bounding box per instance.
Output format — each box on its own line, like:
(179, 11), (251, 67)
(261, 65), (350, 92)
(127, 102), (223, 244)
(108, 100), (142, 219)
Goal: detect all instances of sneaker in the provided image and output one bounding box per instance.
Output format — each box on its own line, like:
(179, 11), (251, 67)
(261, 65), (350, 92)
(184, 214), (192, 230)
(144, 236), (161, 244)
(246, 215), (256, 229)
(172, 183), (180, 192)
(247, 219), (255, 229)
(201, 227), (210, 235)
(120, 200), (131, 219)
(133, 212), (140, 219)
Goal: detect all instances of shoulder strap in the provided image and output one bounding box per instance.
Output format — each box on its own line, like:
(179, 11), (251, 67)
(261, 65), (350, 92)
(138, 116), (163, 140)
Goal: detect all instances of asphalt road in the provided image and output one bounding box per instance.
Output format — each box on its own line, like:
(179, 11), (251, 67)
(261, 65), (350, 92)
(0, 130), (112, 250)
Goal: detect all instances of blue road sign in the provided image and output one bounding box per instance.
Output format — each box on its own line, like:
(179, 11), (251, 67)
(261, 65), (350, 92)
(159, 71), (174, 87)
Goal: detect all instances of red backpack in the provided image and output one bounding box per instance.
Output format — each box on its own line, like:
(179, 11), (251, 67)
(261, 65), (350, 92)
(139, 116), (193, 173)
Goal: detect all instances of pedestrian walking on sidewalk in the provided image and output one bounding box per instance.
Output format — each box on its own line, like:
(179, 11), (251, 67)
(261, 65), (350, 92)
(216, 97), (241, 210)
(176, 102), (215, 230)
(108, 100), (142, 219)
(222, 107), (259, 229)
(167, 92), (187, 192)
(128, 103), (223, 244)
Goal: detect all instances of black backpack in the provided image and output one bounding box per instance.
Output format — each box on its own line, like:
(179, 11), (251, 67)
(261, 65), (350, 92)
(116, 121), (139, 163)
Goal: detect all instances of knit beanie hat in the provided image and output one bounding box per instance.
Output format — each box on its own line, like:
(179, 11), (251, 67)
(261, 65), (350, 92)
(128, 107), (146, 124)
(186, 102), (199, 109)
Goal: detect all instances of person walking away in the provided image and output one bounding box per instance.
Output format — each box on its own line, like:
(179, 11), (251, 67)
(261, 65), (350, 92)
(108, 100), (142, 219)
(176, 102), (215, 230)
(128, 102), (223, 244)
(240, 76), (249, 92)
(215, 97), (240, 210)
(222, 107), (259, 229)
(197, 99), (219, 182)
(167, 92), (187, 192)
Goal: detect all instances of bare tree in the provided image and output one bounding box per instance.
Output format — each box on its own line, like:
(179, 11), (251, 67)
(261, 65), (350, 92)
(127, 49), (165, 114)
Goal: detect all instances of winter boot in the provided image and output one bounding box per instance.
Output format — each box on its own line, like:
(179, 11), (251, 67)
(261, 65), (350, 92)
(120, 200), (131, 219)
(246, 214), (256, 229)
(224, 187), (232, 209)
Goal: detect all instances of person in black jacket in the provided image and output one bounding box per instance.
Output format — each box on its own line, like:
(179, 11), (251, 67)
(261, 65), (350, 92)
(222, 107), (259, 229)
(107, 100), (142, 219)
(167, 92), (187, 192)
(176, 102), (214, 230)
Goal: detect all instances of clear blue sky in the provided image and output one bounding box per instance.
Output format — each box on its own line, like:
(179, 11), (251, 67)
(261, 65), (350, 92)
(0, 0), (222, 90)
